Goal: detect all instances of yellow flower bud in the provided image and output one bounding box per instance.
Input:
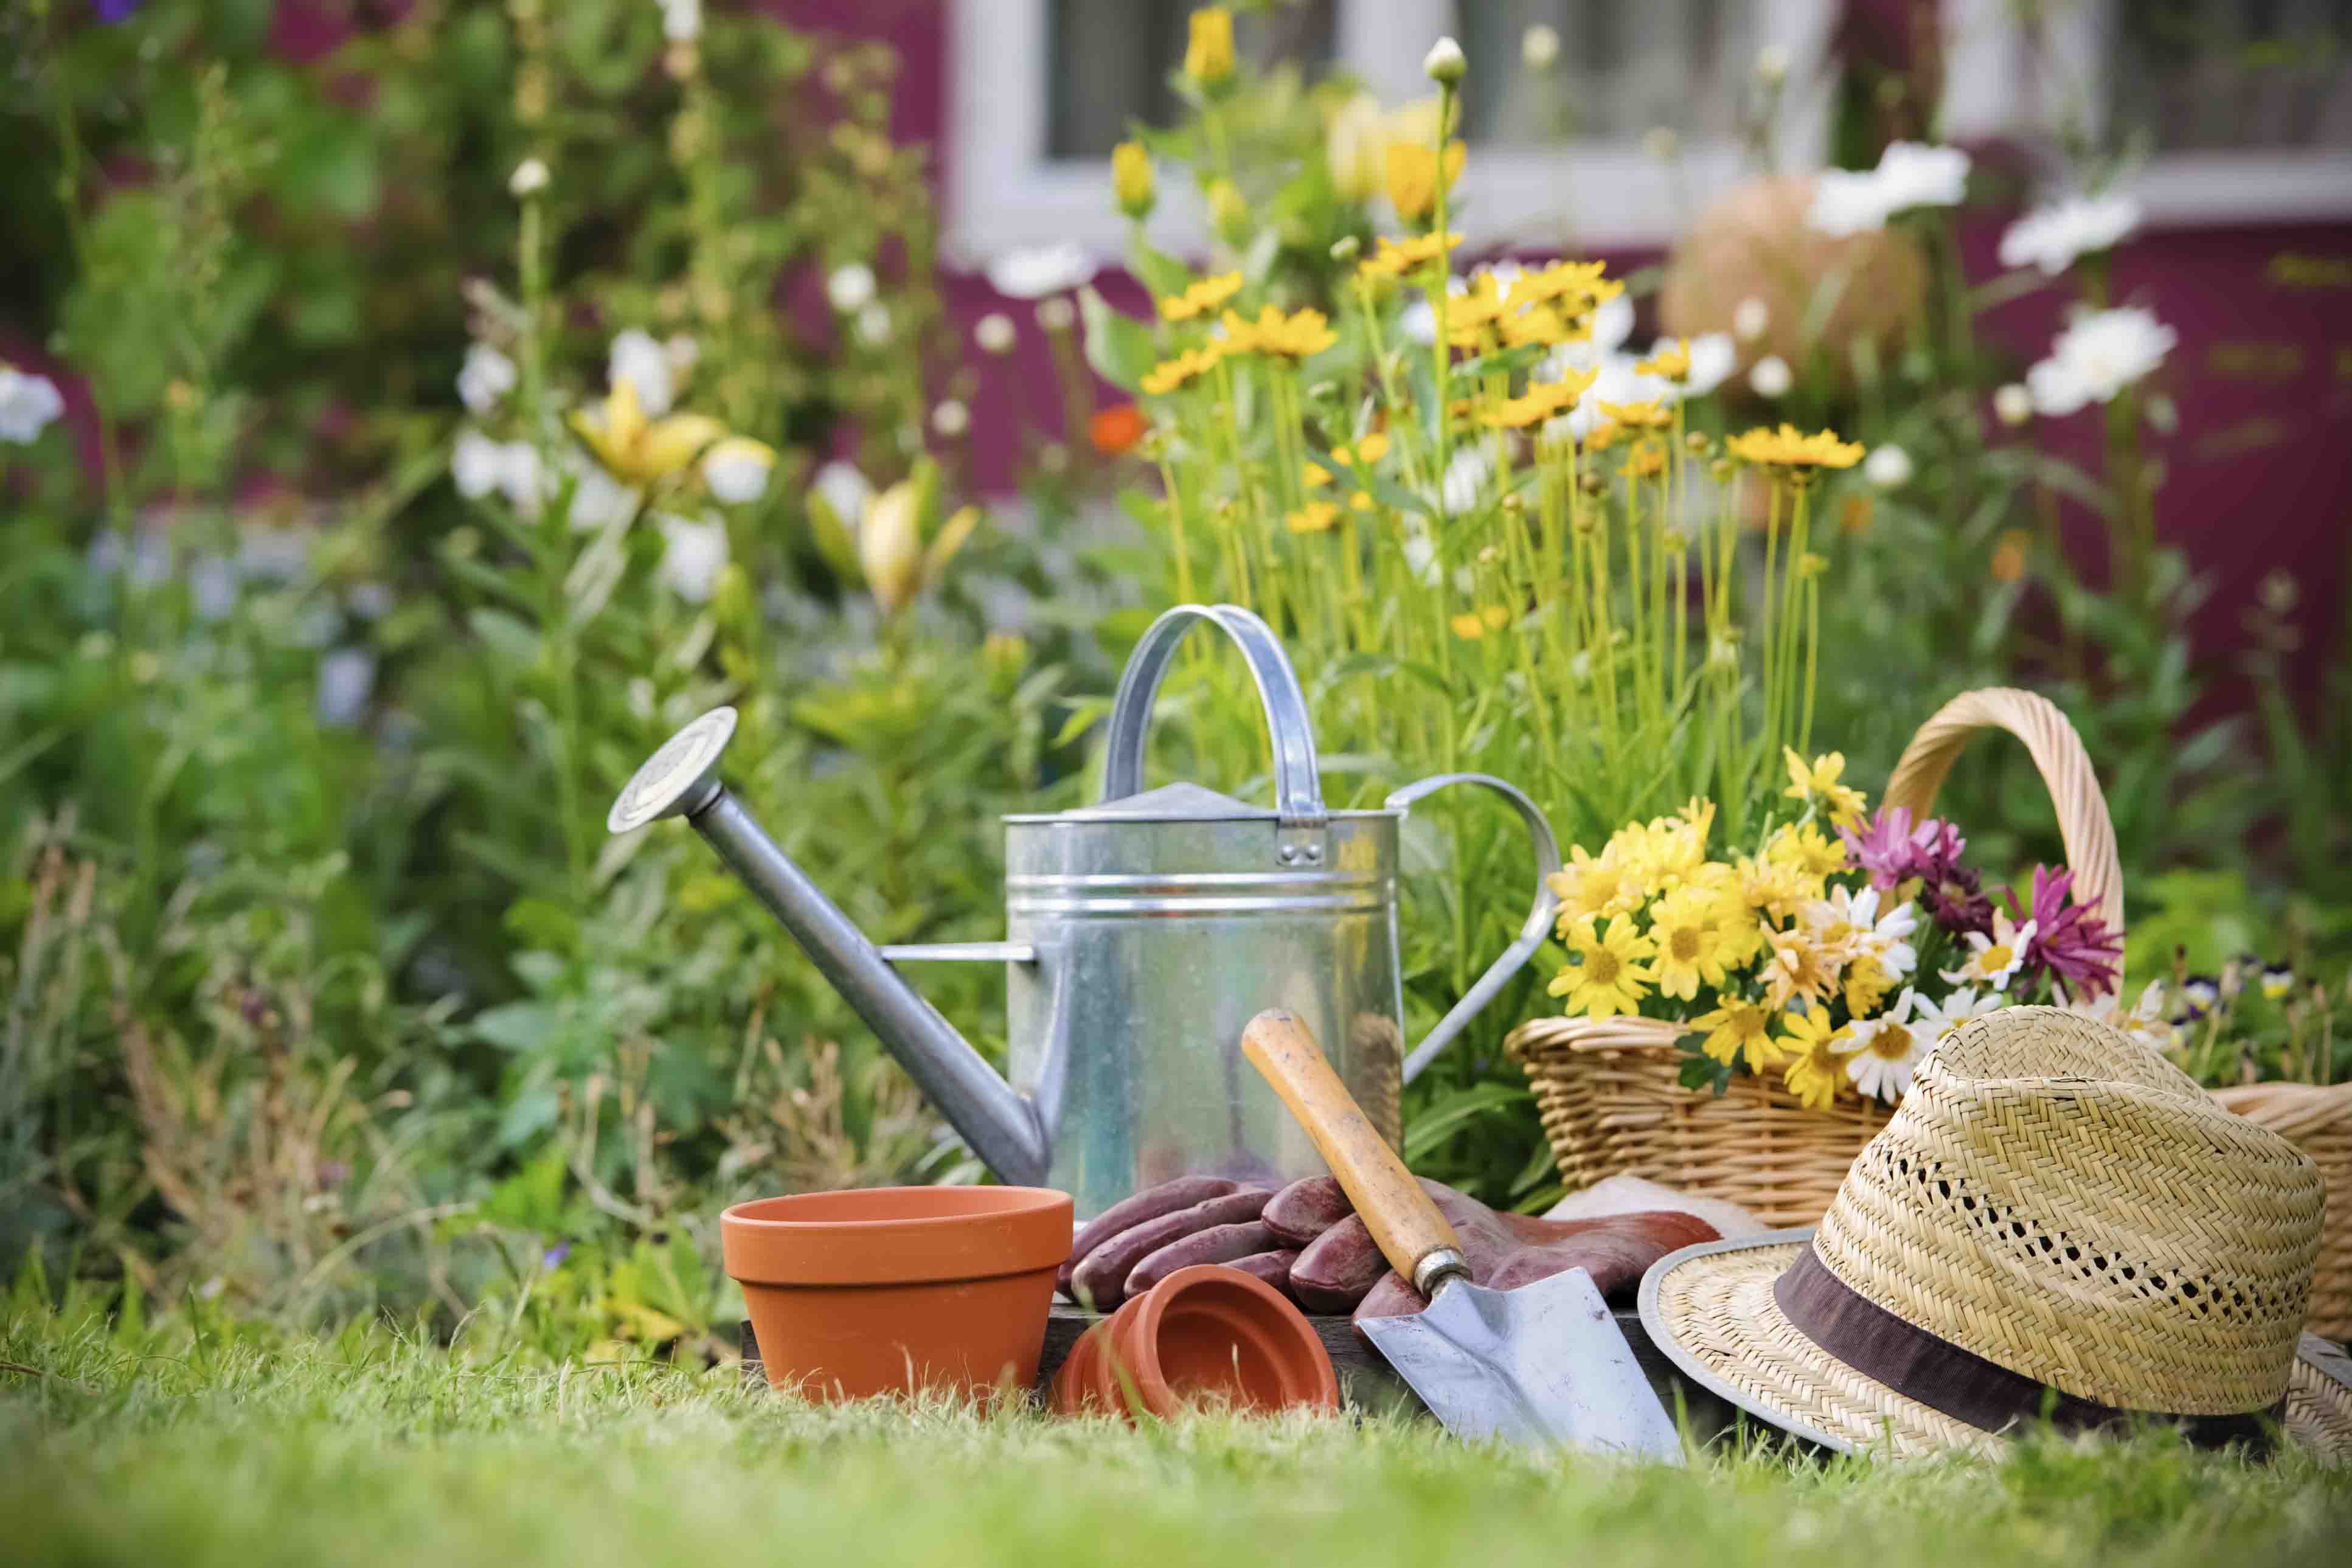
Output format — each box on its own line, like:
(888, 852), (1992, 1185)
(1112, 140), (1154, 220)
(1185, 7), (1235, 87)
(859, 480), (924, 614)
(1208, 178), (1249, 244)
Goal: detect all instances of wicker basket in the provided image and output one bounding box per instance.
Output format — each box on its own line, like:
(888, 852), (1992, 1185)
(1509, 686), (2352, 1339)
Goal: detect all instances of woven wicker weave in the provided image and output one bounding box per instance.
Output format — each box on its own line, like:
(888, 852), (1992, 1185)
(1510, 687), (2352, 1339)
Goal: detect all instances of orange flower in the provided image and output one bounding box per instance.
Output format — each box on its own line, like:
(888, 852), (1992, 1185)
(1089, 403), (1147, 456)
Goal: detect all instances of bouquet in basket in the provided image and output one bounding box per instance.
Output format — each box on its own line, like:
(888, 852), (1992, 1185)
(1546, 756), (2135, 1110)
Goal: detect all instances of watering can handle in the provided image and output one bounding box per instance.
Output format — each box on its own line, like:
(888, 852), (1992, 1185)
(1386, 773), (1563, 1085)
(1100, 603), (1327, 828)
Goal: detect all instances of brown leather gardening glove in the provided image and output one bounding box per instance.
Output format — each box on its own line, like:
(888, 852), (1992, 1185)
(1266, 1174), (1720, 1322)
(1058, 1176), (1287, 1311)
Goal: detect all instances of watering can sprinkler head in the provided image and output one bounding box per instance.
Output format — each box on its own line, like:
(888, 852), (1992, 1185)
(608, 706), (738, 834)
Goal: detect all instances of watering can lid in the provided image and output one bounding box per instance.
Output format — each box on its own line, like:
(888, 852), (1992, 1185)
(1025, 780), (1277, 824)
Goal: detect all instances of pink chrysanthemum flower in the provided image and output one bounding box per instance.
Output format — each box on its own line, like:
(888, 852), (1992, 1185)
(1842, 806), (1990, 935)
(2005, 864), (2122, 999)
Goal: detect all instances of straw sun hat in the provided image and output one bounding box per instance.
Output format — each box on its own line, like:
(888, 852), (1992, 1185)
(1640, 1008), (2352, 1461)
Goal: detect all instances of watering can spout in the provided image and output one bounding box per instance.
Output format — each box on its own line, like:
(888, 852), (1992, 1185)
(606, 708), (1055, 1187)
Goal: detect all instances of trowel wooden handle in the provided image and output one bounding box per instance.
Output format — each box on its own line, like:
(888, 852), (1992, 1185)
(1241, 1010), (1466, 1298)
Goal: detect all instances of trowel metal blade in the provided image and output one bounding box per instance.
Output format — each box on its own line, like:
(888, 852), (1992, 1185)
(1358, 1265), (1684, 1460)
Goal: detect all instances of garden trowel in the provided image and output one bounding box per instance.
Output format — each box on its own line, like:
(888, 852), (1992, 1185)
(1242, 1009), (1684, 1460)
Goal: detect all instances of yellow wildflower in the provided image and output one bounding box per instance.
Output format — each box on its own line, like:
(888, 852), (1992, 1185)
(1219, 304), (1336, 359)
(1157, 272), (1244, 322)
(1331, 431), (1391, 468)
(1386, 139), (1466, 225)
(1548, 917), (1657, 1020)
(569, 376), (725, 485)
(1844, 955), (1897, 1016)
(1547, 843), (1645, 925)
(1726, 424), (1866, 469)
(1450, 605), (1510, 638)
(1585, 420), (1625, 451)
(1358, 232), (1461, 281)
(1735, 853), (1816, 924)
(1351, 491), (1374, 512)
(1693, 998), (1785, 1072)
(1303, 462), (1331, 488)
(1112, 140), (1154, 219)
(1782, 748), (1868, 830)
(1139, 344), (1224, 396)
(1650, 884), (1736, 1001)
(1185, 6), (1235, 85)
(1766, 820), (1849, 879)
(1761, 922), (1842, 1011)
(1627, 439), (1667, 479)
(1509, 259), (1617, 309)
(1600, 400), (1673, 429)
(1637, 339), (1691, 380)
(1778, 1007), (1853, 1110)
(1286, 502), (1341, 534)
(1497, 304), (1571, 348)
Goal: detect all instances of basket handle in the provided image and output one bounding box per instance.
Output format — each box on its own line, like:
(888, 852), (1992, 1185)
(1881, 688), (2125, 986)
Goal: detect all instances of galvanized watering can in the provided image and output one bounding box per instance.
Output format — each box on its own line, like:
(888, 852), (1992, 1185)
(609, 603), (1560, 1219)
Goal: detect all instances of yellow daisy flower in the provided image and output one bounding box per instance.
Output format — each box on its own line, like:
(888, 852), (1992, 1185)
(1766, 820), (1849, 879)
(1545, 843), (1645, 926)
(1449, 605), (1511, 638)
(1139, 344), (1224, 396)
(1547, 916), (1657, 1021)
(1636, 340), (1691, 380)
(1726, 424), (1866, 470)
(1386, 139), (1466, 225)
(1357, 232), (1462, 281)
(1781, 748), (1868, 829)
(1156, 272), (1244, 322)
(1761, 921), (1842, 1011)
(1844, 955), (1897, 1016)
(1286, 501), (1341, 534)
(1735, 853), (1816, 923)
(1778, 1007), (1853, 1111)
(1600, 400), (1672, 429)
(1692, 998), (1785, 1072)
(1650, 884), (1735, 1001)
(1220, 304), (1337, 359)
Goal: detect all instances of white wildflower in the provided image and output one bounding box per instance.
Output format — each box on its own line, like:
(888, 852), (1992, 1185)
(607, 327), (675, 416)
(657, 0), (701, 43)
(855, 303), (893, 346)
(1755, 44), (1790, 86)
(1864, 443), (1913, 489)
(456, 343), (516, 414)
(1437, 442), (1493, 518)
(1999, 192), (2141, 276)
(509, 158), (549, 197)
(1942, 914), (2037, 993)
(2025, 305), (2176, 417)
(1035, 295), (1077, 333)
(1912, 986), (2003, 1048)
(563, 456), (637, 530)
(1806, 141), (1969, 235)
(826, 262), (877, 314)
(974, 312), (1018, 355)
(701, 437), (774, 504)
(1733, 296), (1769, 342)
(1400, 520), (1442, 586)
(654, 511), (729, 601)
(1749, 354), (1792, 398)
(1521, 24), (1560, 71)
(452, 428), (507, 498)
(931, 399), (970, 439)
(1682, 331), (1737, 397)
(1993, 382), (2033, 426)
(986, 243), (1095, 300)
(0, 365), (65, 444)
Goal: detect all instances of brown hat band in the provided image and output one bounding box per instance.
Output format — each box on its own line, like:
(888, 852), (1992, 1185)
(1773, 1247), (2283, 1453)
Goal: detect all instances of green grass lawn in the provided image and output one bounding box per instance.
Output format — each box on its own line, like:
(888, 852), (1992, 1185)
(5, 1301), (2350, 1568)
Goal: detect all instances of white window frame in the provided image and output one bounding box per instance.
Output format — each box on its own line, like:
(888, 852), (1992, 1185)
(945, 0), (1840, 266)
(1941, 0), (2352, 226)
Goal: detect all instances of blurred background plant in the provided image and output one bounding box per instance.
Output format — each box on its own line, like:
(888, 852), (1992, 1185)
(3, 0), (2347, 1344)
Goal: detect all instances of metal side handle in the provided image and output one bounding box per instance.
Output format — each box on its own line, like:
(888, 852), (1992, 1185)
(1386, 773), (1563, 1084)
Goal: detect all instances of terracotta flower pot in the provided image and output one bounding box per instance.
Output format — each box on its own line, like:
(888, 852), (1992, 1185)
(722, 1185), (1072, 1402)
(1050, 1263), (1338, 1420)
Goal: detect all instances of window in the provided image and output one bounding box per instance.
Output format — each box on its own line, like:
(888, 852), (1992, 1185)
(1941, 0), (2352, 224)
(946, 0), (1836, 264)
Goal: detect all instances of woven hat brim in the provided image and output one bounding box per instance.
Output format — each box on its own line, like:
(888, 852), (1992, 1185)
(1639, 1231), (2352, 1464)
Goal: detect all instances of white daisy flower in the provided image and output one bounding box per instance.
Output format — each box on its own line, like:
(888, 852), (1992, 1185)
(654, 511), (728, 602)
(1912, 985), (2003, 1047)
(1941, 914), (2037, 993)
(826, 262), (877, 314)
(1806, 142), (1970, 235)
(1999, 193), (2140, 276)
(0, 365), (66, 444)
(451, 428), (508, 499)
(1837, 988), (1929, 1103)
(1864, 443), (1913, 490)
(2026, 306), (2176, 417)
(607, 328), (675, 416)
(1682, 331), (1738, 396)
(701, 437), (774, 504)
(456, 343), (516, 414)
(2061, 979), (2176, 1049)
(1749, 354), (1792, 398)
(985, 243), (1095, 300)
